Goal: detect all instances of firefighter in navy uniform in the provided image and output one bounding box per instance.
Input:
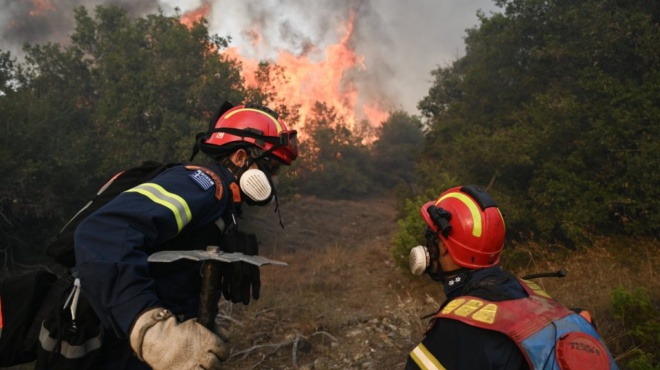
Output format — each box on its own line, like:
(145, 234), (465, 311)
(405, 185), (619, 370)
(68, 103), (298, 370)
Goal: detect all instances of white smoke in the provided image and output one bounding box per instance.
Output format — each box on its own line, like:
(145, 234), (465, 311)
(0, 0), (499, 115)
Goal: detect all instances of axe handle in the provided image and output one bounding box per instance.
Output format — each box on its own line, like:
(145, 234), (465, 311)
(198, 260), (221, 330)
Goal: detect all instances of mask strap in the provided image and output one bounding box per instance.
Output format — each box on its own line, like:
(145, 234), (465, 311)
(246, 151), (285, 228)
(273, 191), (284, 229)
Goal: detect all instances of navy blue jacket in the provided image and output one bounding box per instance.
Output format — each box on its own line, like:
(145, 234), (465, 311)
(73, 162), (236, 369)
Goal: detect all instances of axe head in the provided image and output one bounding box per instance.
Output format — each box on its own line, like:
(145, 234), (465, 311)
(148, 246), (288, 267)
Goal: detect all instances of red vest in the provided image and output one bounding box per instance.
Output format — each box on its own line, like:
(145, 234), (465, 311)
(432, 279), (618, 370)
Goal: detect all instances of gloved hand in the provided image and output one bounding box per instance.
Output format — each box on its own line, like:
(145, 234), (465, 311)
(129, 307), (228, 370)
(219, 231), (261, 305)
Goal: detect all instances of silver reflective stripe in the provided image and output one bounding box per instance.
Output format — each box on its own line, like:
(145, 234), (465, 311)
(38, 322), (103, 359)
(125, 183), (192, 232)
(410, 343), (446, 370)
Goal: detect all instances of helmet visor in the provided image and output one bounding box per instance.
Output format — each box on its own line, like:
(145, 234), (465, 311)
(256, 156), (283, 175)
(277, 130), (298, 160)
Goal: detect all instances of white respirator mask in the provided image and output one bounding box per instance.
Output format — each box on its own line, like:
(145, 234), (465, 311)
(409, 245), (431, 276)
(239, 168), (274, 206)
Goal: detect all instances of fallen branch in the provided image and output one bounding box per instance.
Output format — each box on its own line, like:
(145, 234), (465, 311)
(292, 335), (300, 368)
(227, 330), (339, 368)
(229, 339), (296, 361)
(310, 330), (338, 342)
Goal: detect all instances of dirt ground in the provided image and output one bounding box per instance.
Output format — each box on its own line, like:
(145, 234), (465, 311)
(217, 194), (444, 370)
(7, 193), (647, 369)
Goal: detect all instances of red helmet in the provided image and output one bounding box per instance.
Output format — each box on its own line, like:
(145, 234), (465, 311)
(420, 185), (505, 269)
(197, 103), (298, 165)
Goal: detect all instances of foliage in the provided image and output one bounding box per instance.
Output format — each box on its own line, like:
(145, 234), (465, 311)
(0, 5), (247, 267)
(288, 102), (374, 199)
(626, 352), (660, 370)
(390, 171), (456, 271)
(417, 0), (660, 244)
(611, 286), (660, 368)
(277, 107), (426, 201)
(371, 111), (424, 189)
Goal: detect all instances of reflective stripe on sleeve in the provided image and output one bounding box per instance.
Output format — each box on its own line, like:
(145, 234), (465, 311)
(125, 183), (192, 232)
(410, 343), (446, 370)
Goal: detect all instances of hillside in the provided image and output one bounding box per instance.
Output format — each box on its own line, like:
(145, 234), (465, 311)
(218, 195), (659, 369)
(7, 194), (655, 369)
(221, 194), (440, 369)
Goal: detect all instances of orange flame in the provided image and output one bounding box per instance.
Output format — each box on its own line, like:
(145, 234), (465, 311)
(183, 5), (389, 132)
(28, 0), (54, 16)
(180, 2), (211, 28)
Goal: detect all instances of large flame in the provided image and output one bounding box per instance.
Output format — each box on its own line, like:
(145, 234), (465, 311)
(181, 5), (389, 132)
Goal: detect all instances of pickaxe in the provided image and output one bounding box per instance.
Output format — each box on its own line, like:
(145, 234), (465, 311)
(147, 246), (288, 330)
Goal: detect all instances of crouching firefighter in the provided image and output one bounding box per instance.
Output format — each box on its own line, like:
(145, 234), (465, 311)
(34, 102), (298, 370)
(405, 185), (619, 370)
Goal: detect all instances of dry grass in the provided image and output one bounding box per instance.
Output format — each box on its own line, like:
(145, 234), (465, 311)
(224, 197), (659, 369)
(5, 196), (657, 369)
(502, 238), (660, 365)
(214, 195), (438, 369)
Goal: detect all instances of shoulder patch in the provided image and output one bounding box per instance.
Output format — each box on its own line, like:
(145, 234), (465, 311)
(185, 165), (224, 200)
(190, 170), (214, 190)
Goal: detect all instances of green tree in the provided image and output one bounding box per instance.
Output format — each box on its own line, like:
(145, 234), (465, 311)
(0, 5), (250, 268)
(417, 0), (660, 243)
(69, 5), (245, 173)
(371, 111), (424, 189)
(292, 102), (374, 199)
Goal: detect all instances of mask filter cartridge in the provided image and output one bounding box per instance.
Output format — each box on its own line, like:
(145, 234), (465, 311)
(409, 245), (430, 276)
(240, 168), (272, 202)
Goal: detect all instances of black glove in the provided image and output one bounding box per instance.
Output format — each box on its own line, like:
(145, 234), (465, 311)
(219, 231), (261, 305)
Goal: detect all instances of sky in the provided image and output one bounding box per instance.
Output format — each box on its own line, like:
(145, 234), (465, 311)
(0, 0), (500, 119)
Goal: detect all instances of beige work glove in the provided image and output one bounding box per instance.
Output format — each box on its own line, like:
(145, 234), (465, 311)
(129, 307), (228, 370)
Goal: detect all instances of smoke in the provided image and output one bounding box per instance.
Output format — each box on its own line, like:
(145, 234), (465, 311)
(0, 0), (160, 55)
(0, 0), (499, 115)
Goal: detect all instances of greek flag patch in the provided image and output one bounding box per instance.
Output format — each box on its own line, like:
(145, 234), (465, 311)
(190, 170), (214, 190)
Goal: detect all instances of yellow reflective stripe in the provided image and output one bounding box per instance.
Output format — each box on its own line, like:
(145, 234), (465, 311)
(410, 343), (446, 370)
(224, 108), (282, 132)
(497, 208), (506, 228)
(437, 192), (482, 237)
(125, 183), (192, 232)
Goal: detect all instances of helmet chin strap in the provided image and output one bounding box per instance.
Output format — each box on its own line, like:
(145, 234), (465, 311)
(427, 246), (469, 282)
(428, 267), (469, 282)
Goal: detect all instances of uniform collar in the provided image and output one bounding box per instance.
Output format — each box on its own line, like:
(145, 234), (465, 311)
(443, 266), (505, 300)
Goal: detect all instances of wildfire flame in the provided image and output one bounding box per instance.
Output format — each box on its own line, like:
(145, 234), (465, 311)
(180, 1), (211, 29)
(180, 5), (389, 132)
(28, 0), (55, 17)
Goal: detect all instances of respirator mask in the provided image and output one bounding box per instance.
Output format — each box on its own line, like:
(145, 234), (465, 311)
(409, 227), (440, 276)
(240, 168), (274, 206)
(239, 156), (282, 207)
(409, 205), (455, 281)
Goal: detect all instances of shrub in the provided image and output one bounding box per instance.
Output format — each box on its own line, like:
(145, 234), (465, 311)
(611, 286), (660, 369)
(390, 173), (456, 272)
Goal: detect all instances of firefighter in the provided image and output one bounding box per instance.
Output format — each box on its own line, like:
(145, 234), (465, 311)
(405, 185), (619, 370)
(57, 103), (298, 370)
